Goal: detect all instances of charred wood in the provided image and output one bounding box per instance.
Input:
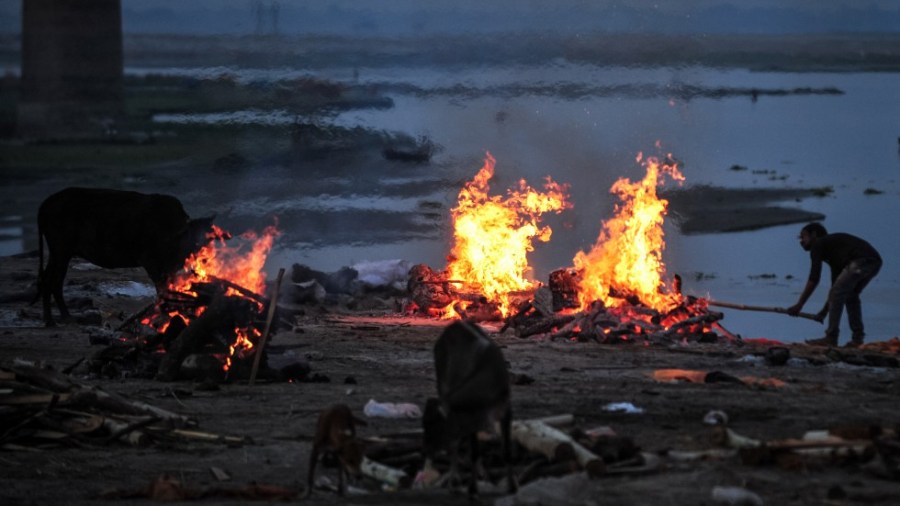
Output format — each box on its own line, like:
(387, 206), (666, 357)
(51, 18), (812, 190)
(548, 268), (580, 312)
(156, 292), (235, 382)
(515, 314), (577, 338)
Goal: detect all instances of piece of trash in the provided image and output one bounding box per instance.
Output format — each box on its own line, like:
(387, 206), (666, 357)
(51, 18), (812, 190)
(412, 462), (441, 489)
(652, 369), (708, 383)
(363, 399), (422, 418)
(765, 346), (791, 366)
(602, 402), (644, 414)
(209, 466), (231, 482)
(711, 485), (764, 505)
(703, 410), (729, 426)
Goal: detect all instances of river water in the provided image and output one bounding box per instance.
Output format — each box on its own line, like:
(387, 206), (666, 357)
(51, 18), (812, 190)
(13, 60), (900, 343)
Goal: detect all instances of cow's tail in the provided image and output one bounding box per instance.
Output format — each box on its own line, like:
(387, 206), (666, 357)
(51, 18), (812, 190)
(31, 218), (45, 306)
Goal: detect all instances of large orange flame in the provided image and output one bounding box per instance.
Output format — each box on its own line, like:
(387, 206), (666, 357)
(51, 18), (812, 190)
(573, 152), (684, 312)
(446, 152), (571, 316)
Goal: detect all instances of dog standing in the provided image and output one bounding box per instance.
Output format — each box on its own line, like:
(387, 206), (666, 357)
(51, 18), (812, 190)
(423, 320), (517, 497)
(305, 404), (366, 497)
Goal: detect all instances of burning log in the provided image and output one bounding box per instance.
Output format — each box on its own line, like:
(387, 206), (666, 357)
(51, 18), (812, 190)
(651, 311), (724, 342)
(104, 273), (278, 383)
(404, 263), (503, 321)
(503, 275), (733, 344)
(207, 275), (269, 305)
(156, 290), (236, 382)
(548, 268), (580, 312)
(451, 295), (503, 322)
(549, 316), (590, 341)
(406, 264), (456, 315)
(514, 314), (577, 339)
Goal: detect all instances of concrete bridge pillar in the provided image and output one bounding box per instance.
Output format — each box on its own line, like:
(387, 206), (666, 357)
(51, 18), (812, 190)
(17, 0), (123, 139)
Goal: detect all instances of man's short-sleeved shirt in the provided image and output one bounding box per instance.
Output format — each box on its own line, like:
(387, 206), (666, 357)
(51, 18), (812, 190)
(808, 233), (881, 283)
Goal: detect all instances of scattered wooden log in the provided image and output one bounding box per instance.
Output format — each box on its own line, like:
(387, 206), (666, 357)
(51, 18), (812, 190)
(102, 417), (152, 446)
(69, 387), (193, 428)
(0, 363), (256, 450)
(511, 419), (605, 477)
(167, 428), (249, 446)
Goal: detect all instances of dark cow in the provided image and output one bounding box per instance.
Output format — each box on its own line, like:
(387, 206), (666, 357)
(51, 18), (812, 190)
(423, 320), (517, 497)
(36, 187), (215, 326)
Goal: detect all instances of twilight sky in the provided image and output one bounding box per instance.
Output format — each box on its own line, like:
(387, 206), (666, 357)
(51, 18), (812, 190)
(1, 0), (898, 35)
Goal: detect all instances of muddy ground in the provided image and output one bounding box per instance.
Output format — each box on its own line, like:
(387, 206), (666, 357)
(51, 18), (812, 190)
(2, 253), (900, 506)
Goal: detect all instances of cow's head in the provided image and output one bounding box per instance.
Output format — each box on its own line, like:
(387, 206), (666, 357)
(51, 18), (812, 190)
(183, 214), (217, 255)
(164, 214), (216, 270)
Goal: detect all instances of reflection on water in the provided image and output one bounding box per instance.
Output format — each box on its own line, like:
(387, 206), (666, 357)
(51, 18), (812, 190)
(0, 218), (24, 257)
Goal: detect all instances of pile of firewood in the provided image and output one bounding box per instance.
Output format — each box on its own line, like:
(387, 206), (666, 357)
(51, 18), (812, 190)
(98, 274), (287, 383)
(406, 265), (729, 344)
(504, 291), (725, 344)
(0, 361), (245, 450)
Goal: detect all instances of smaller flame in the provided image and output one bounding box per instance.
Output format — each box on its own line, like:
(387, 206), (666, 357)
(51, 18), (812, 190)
(171, 224), (279, 297)
(573, 152), (684, 313)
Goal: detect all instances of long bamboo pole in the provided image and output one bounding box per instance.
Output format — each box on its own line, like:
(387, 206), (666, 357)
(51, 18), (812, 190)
(706, 300), (821, 322)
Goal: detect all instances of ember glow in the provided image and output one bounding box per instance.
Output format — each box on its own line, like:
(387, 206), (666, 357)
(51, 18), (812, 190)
(445, 152), (571, 317)
(573, 152), (684, 313)
(145, 223), (280, 371)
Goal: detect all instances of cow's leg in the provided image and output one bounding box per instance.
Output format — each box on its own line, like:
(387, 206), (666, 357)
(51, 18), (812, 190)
(44, 254), (71, 325)
(502, 408), (517, 493)
(303, 444), (320, 498)
(467, 432), (479, 498)
(336, 455), (346, 496)
(39, 257), (53, 327)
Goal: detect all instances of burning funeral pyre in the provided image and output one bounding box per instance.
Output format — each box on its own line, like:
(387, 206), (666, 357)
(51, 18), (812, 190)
(408, 151), (732, 345)
(95, 223), (285, 383)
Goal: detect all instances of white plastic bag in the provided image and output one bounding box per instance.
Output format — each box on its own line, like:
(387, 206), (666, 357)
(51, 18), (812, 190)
(363, 399), (422, 418)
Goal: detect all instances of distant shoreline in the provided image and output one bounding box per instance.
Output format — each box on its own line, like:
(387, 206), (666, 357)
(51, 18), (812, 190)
(2, 32), (900, 73)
